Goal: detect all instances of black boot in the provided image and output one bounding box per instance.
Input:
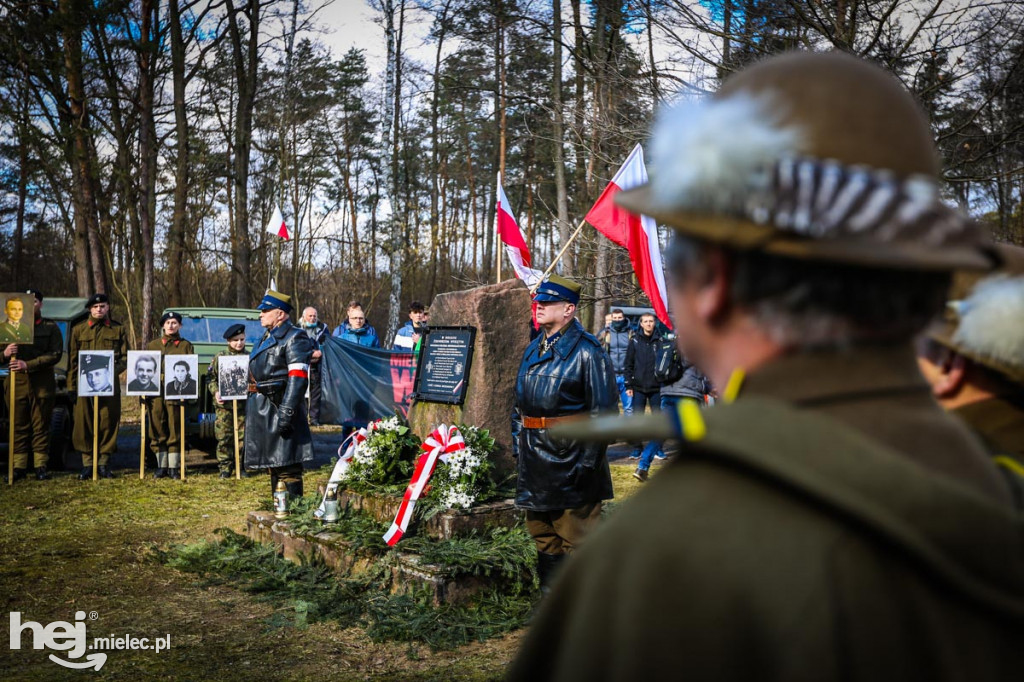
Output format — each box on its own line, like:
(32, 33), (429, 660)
(98, 466), (114, 479)
(6, 468), (27, 482)
(285, 480), (304, 499)
(536, 552), (566, 597)
(35, 467), (50, 481)
(78, 467), (91, 480)
(152, 468), (167, 479)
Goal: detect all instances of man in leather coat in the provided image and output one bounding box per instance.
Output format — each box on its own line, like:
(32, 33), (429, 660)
(245, 290), (314, 500)
(511, 274), (617, 593)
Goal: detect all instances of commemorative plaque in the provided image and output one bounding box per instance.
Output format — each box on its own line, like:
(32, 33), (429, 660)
(413, 326), (476, 405)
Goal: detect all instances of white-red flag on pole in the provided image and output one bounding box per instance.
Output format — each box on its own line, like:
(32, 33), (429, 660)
(265, 205), (291, 241)
(585, 144), (672, 329)
(496, 174), (543, 287)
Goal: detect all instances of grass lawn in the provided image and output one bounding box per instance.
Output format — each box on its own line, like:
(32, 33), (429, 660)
(0, 449), (658, 680)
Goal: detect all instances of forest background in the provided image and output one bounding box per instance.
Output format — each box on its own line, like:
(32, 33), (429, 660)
(0, 0), (1022, 347)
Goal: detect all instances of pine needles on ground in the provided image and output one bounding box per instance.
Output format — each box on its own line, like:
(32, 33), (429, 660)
(158, 521), (537, 652)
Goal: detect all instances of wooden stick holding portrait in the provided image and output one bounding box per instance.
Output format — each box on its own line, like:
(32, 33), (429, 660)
(139, 402), (147, 480)
(179, 404), (186, 481)
(92, 396), (99, 481)
(233, 401), (241, 479)
(7, 355), (13, 486)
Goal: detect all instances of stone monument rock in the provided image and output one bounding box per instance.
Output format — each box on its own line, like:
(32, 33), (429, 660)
(408, 278), (532, 473)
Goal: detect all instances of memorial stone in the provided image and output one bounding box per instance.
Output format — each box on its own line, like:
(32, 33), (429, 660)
(408, 278), (532, 473)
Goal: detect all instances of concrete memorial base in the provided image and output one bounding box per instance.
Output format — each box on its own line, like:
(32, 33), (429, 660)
(245, 486), (523, 605)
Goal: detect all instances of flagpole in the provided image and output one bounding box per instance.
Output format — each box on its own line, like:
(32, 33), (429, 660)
(495, 172), (502, 284)
(531, 217), (587, 293)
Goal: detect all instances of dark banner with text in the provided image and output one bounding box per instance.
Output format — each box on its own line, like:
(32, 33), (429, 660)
(319, 336), (416, 426)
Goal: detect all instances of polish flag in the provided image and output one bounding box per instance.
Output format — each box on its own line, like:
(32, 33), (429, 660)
(585, 144), (672, 329)
(265, 205), (290, 240)
(497, 174), (543, 287)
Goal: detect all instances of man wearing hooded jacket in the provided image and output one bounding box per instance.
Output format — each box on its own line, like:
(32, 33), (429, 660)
(245, 290), (314, 499)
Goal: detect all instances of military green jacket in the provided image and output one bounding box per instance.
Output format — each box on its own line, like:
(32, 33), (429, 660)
(69, 318), (129, 393)
(509, 345), (1024, 681)
(1, 317), (62, 394)
(954, 396), (1024, 508)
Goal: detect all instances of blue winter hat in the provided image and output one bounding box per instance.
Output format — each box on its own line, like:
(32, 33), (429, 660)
(257, 289), (293, 313)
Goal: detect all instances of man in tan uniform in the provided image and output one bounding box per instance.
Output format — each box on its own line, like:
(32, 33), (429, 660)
(146, 311), (194, 479)
(510, 52), (1024, 681)
(2, 290), (62, 481)
(70, 293), (128, 479)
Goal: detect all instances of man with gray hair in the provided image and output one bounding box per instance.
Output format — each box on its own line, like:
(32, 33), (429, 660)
(510, 51), (1023, 680)
(299, 306), (329, 425)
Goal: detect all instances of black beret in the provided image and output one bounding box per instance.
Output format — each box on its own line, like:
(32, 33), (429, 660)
(161, 311), (183, 325)
(26, 289), (42, 301)
(223, 323), (246, 340)
(85, 293), (109, 308)
(81, 354), (110, 371)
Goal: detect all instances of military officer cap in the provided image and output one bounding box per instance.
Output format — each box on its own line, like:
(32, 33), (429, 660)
(223, 323), (246, 340)
(85, 293), (109, 308)
(533, 274), (582, 305)
(81, 354), (110, 372)
(257, 289), (293, 314)
(616, 51), (1004, 273)
(161, 310), (183, 325)
(26, 289), (42, 301)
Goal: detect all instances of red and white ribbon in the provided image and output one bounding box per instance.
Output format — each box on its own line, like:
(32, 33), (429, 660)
(314, 428), (368, 519)
(383, 425), (466, 546)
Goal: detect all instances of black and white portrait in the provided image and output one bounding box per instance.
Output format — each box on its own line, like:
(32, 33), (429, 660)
(78, 350), (116, 397)
(126, 350), (162, 396)
(164, 354), (199, 400)
(218, 355), (249, 401)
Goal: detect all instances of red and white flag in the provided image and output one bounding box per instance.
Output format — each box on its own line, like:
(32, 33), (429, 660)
(496, 174), (543, 287)
(265, 205), (290, 240)
(585, 144), (672, 329)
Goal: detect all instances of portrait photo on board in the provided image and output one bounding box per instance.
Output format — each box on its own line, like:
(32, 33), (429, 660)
(0, 292), (36, 345)
(164, 354), (199, 400)
(126, 350), (162, 396)
(78, 350), (116, 397)
(218, 355), (249, 401)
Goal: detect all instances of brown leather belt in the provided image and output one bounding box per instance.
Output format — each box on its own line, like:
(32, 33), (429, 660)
(522, 415), (573, 429)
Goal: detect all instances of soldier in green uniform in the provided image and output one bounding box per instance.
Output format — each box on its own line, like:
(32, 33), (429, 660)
(70, 293), (128, 480)
(146, 311), (194, 479)
(1, 290), (62, 481)
(206, 323), (248, 478)
(917, 274), (1024, 503)
(509, 52), (1024, 681)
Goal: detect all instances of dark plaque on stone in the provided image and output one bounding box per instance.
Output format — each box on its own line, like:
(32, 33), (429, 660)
(413, 326), (476, 404)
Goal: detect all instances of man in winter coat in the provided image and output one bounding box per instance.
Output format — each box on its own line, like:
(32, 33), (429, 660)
(392, 300), (427, 350)
(510, 51), (1024, 681)
(597, 309), (633, 414)
(633, 335), (710, 482)
(511, 274), (617, 594)
(245, 290), (314, 500)
(333, 301), (381, 348)
(623, 313), (662, 461)
(300, 306), (329, 425)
